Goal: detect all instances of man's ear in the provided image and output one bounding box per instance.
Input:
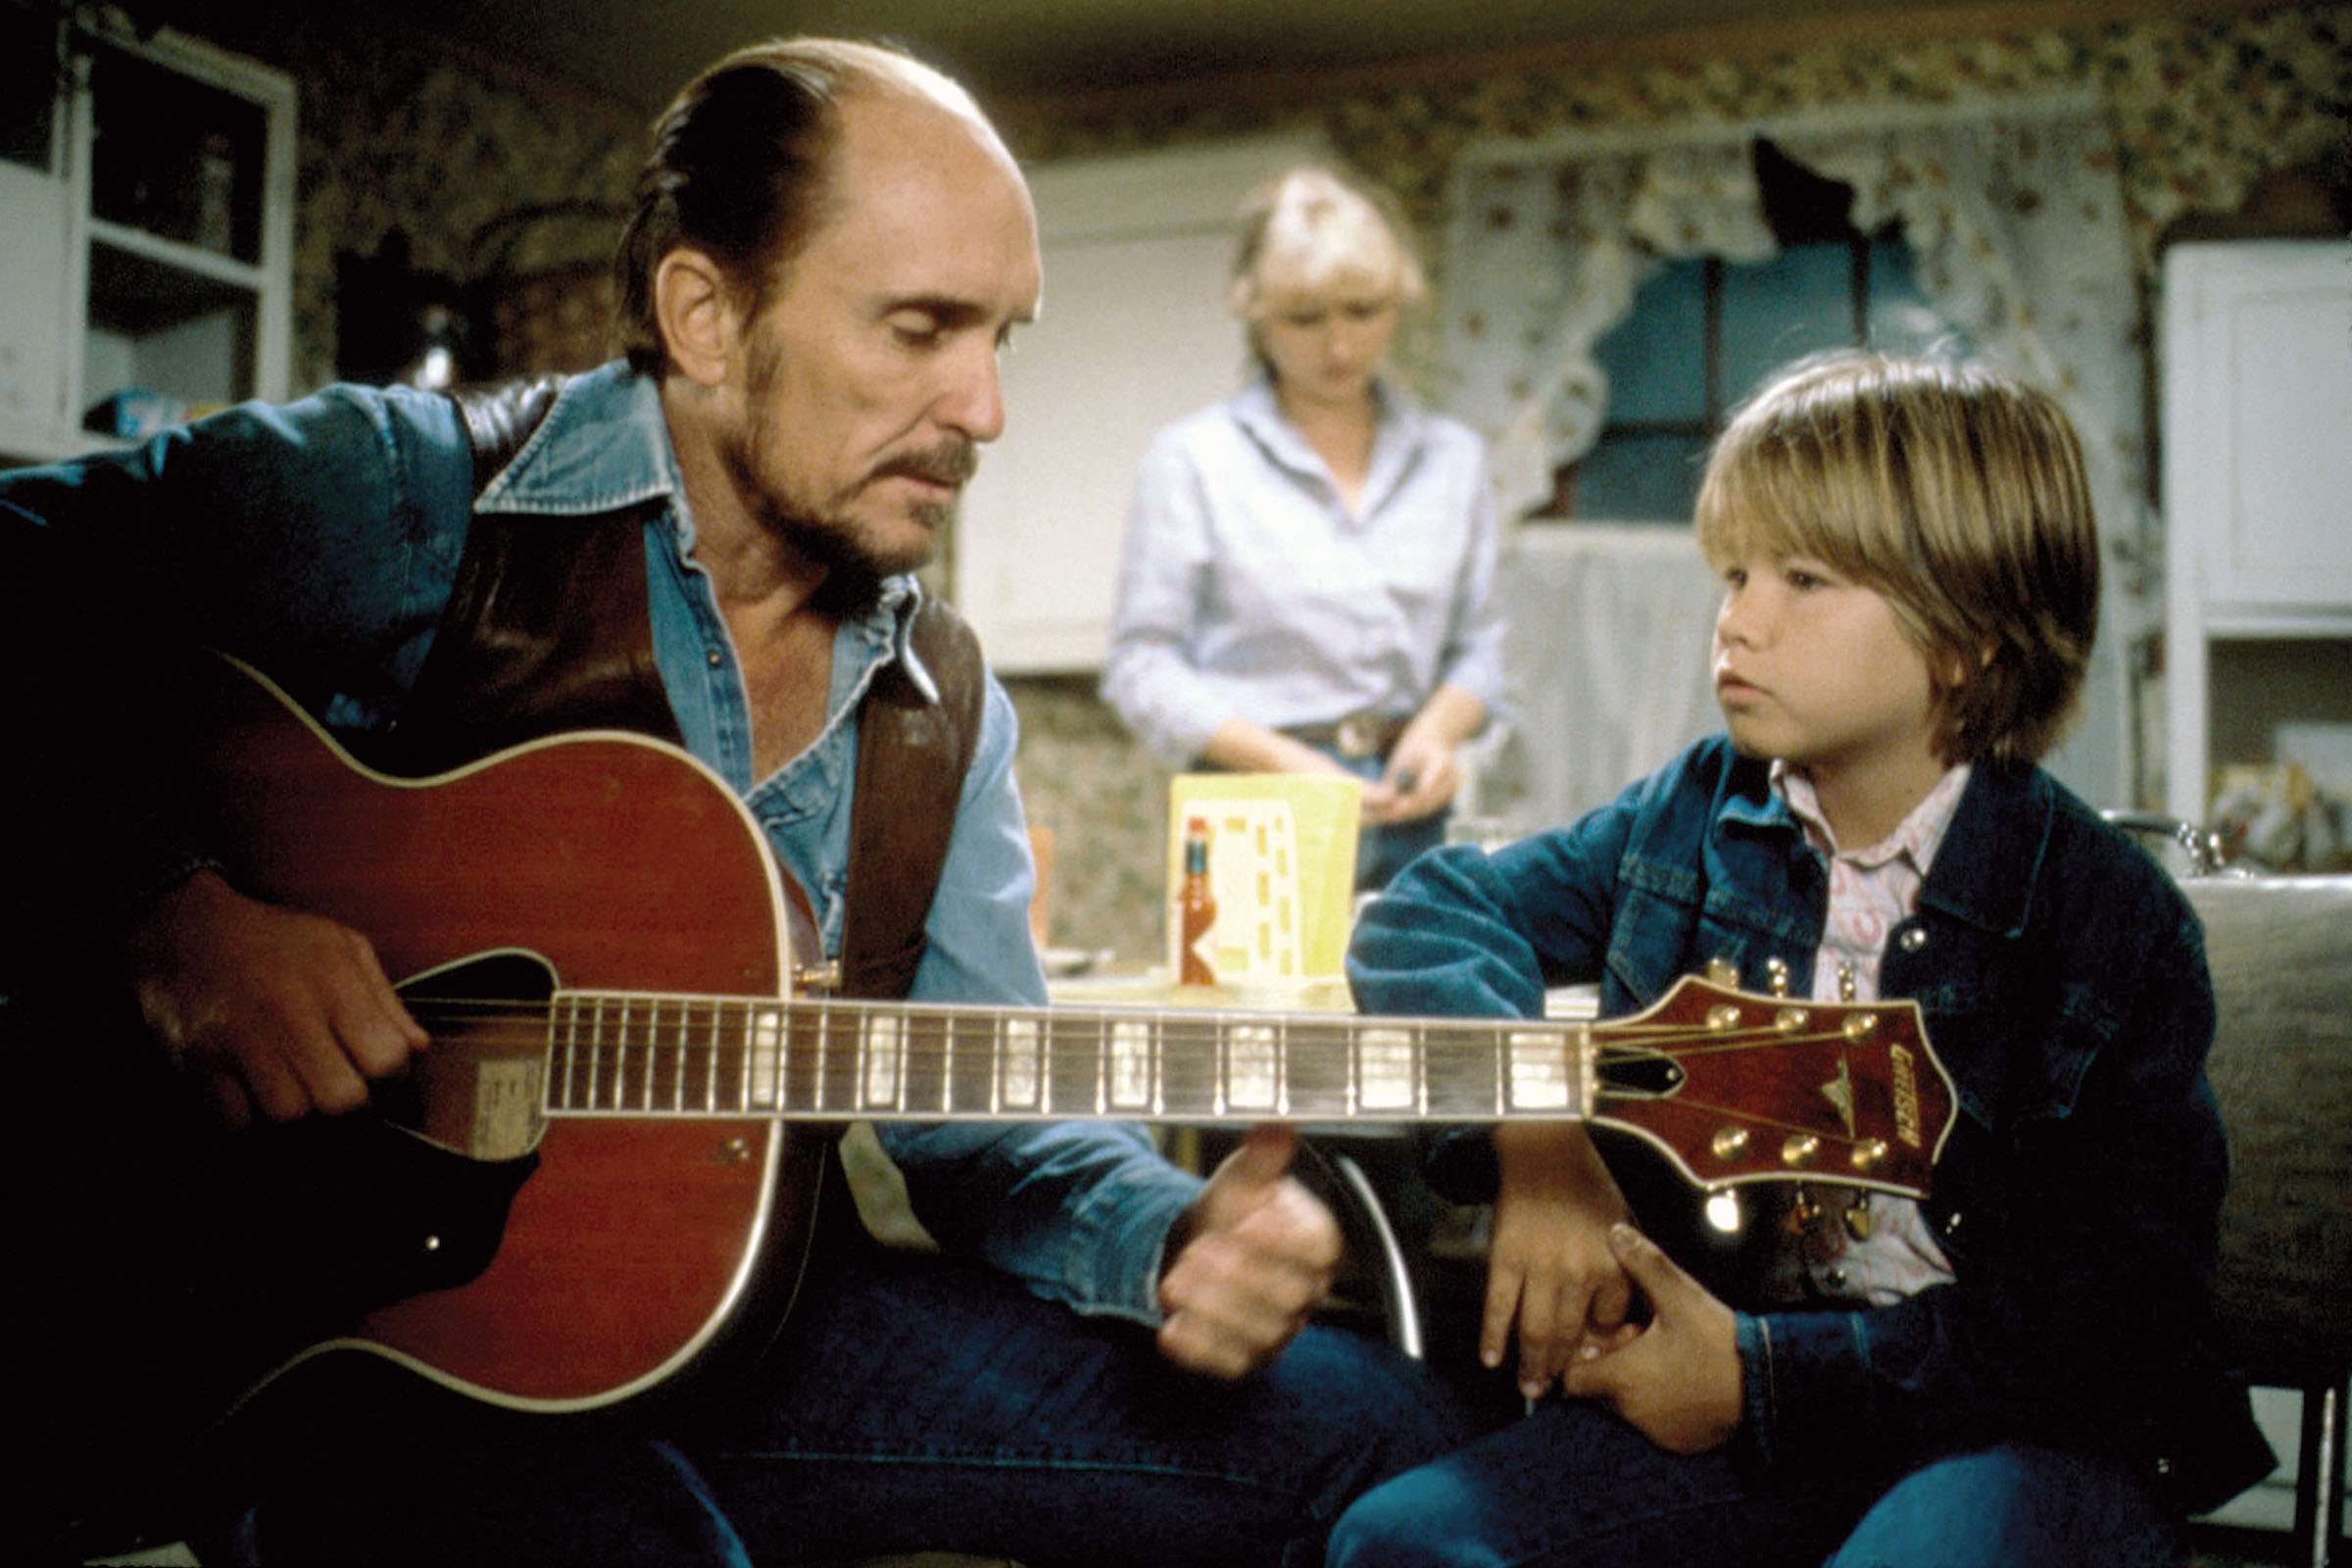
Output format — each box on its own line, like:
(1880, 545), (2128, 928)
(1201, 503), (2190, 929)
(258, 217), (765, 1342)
(655, 249), (738, 388)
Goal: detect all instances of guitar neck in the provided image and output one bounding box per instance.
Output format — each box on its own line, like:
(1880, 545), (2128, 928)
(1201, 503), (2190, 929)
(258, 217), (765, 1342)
(539, 991), (1592, 1125)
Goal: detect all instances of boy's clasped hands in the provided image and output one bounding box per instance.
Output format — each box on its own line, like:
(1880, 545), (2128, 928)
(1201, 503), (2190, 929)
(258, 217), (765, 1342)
(1487, 1122), (1743, 1455)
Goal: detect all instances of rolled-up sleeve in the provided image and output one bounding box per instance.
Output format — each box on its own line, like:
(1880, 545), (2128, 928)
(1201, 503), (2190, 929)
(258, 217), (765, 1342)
(881, 671), (1202, 1323)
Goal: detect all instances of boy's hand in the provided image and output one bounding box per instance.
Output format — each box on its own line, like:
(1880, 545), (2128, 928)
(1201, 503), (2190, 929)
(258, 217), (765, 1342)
(1485, 1122), (1635, 1397)
(1157, 1124), (1341, 1379)
(1561, 1222), (1743, 1454)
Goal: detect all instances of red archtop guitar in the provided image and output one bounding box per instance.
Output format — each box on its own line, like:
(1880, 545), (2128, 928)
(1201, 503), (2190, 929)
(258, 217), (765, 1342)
(159, 656), (1957, 1420)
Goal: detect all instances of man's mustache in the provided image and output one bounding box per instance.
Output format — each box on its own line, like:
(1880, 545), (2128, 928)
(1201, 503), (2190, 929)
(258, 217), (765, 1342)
(874, 440), (979, 489)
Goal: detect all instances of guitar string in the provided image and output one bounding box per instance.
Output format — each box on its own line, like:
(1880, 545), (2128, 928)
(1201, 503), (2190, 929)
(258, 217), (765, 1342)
(374, 998), (1913, 1153)
(389, 996), (1892, 1066)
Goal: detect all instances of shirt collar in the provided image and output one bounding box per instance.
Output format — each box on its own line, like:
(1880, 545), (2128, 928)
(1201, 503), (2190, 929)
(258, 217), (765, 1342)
(1774, 760), (1973, 876)
(1228, 372), (1423, 479)
(474, 362), (681, 517)
(481, 361), (937, 709)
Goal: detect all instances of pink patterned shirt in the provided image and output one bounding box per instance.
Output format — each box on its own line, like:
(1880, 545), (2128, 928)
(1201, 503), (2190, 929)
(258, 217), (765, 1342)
(1761, 761), (1969, 1306)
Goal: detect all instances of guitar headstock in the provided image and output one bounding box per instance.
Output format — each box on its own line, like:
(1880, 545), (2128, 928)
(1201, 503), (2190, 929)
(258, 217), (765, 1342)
(1588, 974), (1957, 1200)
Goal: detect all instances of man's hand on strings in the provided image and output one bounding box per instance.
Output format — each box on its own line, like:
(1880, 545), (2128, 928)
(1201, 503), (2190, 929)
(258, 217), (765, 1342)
(128, 868), (428, 1128)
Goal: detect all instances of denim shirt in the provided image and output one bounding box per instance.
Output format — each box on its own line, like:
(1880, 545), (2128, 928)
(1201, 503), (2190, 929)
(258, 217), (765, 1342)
(0, 365), (1200, 1324)
(1348, 735), (2273, 1513)
(1101, 374), (1508, 765)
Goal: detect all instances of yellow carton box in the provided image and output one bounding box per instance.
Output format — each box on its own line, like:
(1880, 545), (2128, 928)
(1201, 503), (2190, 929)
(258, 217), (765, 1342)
(1166, 773), (1361, 980)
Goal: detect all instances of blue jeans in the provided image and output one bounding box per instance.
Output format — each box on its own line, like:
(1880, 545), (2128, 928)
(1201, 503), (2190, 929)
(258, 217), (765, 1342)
(1325, 1399), (2184, 1568)
(220, 1247), (1470, 1568)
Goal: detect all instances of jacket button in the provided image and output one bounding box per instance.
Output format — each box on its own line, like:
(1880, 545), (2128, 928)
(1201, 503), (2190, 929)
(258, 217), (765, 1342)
(1899, 927), (1928, 953)
(1942, 1210), (1964, 1238)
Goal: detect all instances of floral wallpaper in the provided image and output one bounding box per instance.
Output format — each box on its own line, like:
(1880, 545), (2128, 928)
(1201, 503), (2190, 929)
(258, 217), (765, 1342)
(220, 3), (2348, 963)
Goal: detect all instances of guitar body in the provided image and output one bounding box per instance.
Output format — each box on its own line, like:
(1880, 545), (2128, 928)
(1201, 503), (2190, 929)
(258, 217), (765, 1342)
(179, 660), (824, 1411)
(25, 657), (1960, 1564)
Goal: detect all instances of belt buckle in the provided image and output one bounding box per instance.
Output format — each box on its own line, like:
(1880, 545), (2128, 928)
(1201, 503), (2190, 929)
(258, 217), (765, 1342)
(1335, 711), (1383, 760)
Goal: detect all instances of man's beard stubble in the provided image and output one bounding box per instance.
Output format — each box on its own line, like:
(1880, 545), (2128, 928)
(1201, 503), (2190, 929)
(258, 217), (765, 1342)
(723, 425), (977, 614)
(729, 345), (979, 613)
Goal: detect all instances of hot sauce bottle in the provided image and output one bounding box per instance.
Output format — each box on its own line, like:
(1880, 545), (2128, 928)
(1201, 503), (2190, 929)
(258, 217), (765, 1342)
(1177, 815), (1217, 986)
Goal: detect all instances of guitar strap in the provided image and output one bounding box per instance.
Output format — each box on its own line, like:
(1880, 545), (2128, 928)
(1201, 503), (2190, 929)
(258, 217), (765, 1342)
(396, 376), (986, 1002)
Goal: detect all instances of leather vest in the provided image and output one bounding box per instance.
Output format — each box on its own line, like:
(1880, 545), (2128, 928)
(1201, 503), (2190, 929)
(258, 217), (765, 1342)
(386, 378), (985, 1002)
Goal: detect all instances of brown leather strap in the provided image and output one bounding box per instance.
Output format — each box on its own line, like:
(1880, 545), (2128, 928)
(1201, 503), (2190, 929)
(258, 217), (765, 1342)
(836, 597), (987, 1001)
(384, 504), (682, 775)
(450, 373), (569, 496)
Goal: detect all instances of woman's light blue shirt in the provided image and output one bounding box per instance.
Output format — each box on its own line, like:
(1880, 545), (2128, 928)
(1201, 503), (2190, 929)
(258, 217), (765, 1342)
(1101, 374), (1507, 765)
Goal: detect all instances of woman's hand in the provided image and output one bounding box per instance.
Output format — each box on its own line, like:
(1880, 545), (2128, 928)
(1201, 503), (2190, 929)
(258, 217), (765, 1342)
(1483, 1122), (1636, 1397)
(1362, 684), (1486, 825)
(1361, 730), (1458, 825)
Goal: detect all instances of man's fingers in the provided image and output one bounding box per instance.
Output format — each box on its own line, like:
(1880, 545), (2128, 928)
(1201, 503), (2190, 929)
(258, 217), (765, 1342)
(1216, 1122), (1299, 1192)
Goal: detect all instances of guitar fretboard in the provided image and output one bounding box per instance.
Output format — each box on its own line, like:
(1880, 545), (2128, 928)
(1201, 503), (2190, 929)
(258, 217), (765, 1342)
(541, 992), (1592, 1123)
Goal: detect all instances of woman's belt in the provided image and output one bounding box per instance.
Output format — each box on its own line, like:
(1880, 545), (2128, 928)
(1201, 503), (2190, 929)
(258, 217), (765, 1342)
(1282, 712), (1407, 760)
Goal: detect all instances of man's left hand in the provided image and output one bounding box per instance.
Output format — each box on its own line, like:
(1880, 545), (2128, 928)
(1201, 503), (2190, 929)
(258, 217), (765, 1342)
(1157, 1124), (1341, 1378)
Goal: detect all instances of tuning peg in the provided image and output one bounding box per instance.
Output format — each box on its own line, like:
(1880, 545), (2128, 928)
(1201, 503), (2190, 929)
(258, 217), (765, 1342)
(1766, 956), (1791, 997)
(1704, 956), (1739, 987)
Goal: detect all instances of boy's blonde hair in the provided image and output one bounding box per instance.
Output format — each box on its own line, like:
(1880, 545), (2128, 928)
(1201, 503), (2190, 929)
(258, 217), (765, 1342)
(1694, 351), (2099, 766)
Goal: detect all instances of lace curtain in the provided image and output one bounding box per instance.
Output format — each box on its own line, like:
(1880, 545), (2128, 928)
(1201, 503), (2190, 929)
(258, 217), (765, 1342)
(1443, 97), (2145, 810)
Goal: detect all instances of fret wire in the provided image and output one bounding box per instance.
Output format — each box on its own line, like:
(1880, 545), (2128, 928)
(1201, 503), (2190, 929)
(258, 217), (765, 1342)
(696, 999), (715, 1113)
(630, 1001), (649, 1109)
(662, 997), (679, 1110)
(593, 995), (612, 1111)
(1093, 1012), (1107, 1116)
(556, 997), (576, 1110)
(632, 996), (650, 1111)
(735, 1001), (752, 1110)
(818, 1001), (837, 1109)
(650, 996), (669, 1111)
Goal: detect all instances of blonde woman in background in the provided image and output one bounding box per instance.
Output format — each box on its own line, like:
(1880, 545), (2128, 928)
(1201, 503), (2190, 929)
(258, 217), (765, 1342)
(1102, 166), (1506, 890)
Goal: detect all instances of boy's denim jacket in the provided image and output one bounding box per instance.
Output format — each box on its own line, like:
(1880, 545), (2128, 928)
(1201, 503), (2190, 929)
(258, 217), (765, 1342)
(1348, 735), (2275, 1514)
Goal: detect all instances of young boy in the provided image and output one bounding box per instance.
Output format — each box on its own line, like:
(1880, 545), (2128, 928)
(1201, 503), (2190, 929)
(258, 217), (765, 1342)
(1332, 352), (2273, 1567)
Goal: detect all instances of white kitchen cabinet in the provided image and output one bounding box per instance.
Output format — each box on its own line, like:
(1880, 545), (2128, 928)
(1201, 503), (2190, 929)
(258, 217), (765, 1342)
(0, 22), (293, 465)
(2161, 239), (2352, 833)
(955, 131), (1325, 672)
